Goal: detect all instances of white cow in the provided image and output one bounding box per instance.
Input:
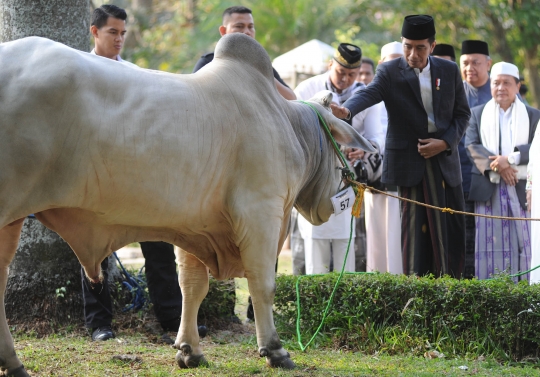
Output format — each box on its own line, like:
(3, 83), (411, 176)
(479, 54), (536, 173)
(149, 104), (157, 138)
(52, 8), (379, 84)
(0, 33), (374, 375)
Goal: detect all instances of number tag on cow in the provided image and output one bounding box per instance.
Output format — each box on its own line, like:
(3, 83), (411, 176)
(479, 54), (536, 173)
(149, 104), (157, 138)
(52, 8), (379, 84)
(330, 186), (355, 215)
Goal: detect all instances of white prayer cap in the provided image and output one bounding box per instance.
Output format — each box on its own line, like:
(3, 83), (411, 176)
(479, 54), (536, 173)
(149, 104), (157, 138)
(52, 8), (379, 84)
(380, 42), (403, 60)
(491, 62), (519, 80)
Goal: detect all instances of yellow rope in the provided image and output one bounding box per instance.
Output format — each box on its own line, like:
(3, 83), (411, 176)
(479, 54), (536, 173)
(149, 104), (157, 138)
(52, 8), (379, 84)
(351, 184), (365, 218)
(346, 178), (540, 222)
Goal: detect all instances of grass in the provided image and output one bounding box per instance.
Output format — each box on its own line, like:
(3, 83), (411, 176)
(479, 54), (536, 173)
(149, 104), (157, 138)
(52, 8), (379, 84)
(12, 329), (540, 376)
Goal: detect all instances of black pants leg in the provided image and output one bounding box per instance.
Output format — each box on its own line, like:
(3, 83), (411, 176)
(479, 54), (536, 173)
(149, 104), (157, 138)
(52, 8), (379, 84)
(140, 242), (182, 327)
(81, 257), (113, 329)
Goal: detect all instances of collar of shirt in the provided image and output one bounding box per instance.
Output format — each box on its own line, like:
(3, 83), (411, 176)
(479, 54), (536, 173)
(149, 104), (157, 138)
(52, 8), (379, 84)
(413, 58), (431, 77)
(90, 48), (122, 62)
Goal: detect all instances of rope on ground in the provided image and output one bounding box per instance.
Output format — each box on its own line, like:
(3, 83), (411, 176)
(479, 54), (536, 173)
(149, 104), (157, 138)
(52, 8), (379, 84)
(346, 178), (540, 222)
(112, 252), (147, 312)
(296, 215), (377, 351)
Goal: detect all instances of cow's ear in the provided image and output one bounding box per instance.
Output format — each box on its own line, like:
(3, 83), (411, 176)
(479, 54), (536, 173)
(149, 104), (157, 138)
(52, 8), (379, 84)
(328, 117), (376, 153)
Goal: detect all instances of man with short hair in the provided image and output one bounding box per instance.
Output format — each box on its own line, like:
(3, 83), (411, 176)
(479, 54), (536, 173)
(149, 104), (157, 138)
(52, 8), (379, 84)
(459, 40), (492, 278)
(295, 43), (383, 274)
(432, 43), (455, 62)
(466, 62), (538, 281)
(193, 6), (295, 321)
(461, 40), (492, 107)
(333, 15), (470, 278)
(193, 6), (295, 100)
(84, 4), (184, 342)
(357, 58), (375, 85)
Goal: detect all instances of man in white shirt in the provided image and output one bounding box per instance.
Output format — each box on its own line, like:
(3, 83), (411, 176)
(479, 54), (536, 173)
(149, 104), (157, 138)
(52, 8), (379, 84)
(465, 62), (539, 281)
(84, 4), (185, 343)
(357, 58), (375, 85)
(294, 43), (384, 274)
(364, 41), (404, 274)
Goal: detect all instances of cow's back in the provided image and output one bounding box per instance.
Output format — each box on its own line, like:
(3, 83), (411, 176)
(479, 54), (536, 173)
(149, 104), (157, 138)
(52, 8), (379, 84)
(0, 36), (304, 237)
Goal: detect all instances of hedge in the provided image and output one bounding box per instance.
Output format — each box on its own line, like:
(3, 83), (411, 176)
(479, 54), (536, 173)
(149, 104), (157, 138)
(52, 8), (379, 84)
(274, 273), (540, 361)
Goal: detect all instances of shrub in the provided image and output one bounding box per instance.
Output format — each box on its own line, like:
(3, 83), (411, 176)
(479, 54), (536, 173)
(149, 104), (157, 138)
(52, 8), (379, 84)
(274, 273), (540, 361)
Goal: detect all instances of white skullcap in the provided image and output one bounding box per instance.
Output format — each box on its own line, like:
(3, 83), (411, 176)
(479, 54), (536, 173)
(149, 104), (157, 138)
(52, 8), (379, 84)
(380, 42), (403, 60)
(491, 62), (519, 80)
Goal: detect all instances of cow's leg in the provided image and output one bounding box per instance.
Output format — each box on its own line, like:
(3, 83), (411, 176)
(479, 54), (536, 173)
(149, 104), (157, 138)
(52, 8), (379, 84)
(243, 236), (295, 369)
(0, 219), (30, 377)
(175, 248), (209, 368)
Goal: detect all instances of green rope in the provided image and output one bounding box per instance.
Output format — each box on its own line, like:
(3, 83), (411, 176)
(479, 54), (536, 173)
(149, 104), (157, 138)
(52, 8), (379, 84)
(506, 264), (540, 278)
(295, 215), (375, 351)
(298, 100), (354, 181)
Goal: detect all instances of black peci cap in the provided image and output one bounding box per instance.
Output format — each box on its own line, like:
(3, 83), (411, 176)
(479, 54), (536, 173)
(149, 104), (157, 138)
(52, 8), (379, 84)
(432, 43), (455, 59)
(461, 40), (489, 56)
(401, 15), (435, 40)
(333, 43), (362, 69)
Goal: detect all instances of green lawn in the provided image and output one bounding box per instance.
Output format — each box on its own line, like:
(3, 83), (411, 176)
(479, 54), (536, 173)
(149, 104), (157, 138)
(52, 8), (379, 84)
(13, 330), (540, 376)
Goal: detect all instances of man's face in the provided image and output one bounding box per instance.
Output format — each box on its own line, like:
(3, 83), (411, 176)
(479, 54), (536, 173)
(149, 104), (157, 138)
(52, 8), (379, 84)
(219, 13), (255, 38)
(460, 53), (492, 87)
(90, 17), (126, 60)
(357, 62), (374, 85)
(491, 74), (520, 110)
(402, 38), (435, 69)
(328, 61), (361, 92)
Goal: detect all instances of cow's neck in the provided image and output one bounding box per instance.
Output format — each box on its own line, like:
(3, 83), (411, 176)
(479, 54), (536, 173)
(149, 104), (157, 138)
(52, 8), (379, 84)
(284, 102), (337, 224)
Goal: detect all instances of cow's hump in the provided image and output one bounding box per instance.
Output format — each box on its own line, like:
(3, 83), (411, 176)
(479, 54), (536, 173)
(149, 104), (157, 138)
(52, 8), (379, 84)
(214, 33), (274, 82)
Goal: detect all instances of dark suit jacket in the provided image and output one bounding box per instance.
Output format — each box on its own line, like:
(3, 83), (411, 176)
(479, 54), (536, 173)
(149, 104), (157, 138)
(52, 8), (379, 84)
(465, 103), (540, 210)
(343, 56), (471, 187)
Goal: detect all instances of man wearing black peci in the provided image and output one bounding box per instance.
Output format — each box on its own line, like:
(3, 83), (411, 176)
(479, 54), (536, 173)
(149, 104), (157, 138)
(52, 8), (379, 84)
(332, 15), (470, 278)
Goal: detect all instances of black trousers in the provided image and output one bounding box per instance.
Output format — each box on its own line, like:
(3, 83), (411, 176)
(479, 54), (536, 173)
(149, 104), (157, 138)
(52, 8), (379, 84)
(81, 242), (182, 329)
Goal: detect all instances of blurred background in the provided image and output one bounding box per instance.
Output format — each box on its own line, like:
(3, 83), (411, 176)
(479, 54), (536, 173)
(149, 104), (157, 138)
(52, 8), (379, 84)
(90, 0), (540, 106)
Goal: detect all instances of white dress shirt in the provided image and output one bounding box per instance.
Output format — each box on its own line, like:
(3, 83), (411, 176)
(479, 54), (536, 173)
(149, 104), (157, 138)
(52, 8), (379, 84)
(499, 104), (521, 164)
(414, 60), (437, 133)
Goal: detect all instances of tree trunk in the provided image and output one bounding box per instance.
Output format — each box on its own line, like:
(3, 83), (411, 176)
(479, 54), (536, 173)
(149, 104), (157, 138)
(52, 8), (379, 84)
(523, 45), (540, 108)
(5, 219), (84, 327)
(184, 0), (197, 27)
(0, 0), (92, 328)
(123, 0), (153, 50)
(0, 0), (90, 51)
(485, 12), (514, 63)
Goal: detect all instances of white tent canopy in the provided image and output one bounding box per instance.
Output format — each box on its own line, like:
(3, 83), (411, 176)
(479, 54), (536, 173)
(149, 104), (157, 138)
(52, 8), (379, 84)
(272, 39), (334, 87)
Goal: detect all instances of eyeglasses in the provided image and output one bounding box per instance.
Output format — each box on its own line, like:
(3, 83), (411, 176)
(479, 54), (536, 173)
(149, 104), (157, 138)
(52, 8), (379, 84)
(461, 60), (486, 67)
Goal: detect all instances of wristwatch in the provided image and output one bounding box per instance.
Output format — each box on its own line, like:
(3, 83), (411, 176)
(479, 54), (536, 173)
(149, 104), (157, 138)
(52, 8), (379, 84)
(508, 155), (516, 165)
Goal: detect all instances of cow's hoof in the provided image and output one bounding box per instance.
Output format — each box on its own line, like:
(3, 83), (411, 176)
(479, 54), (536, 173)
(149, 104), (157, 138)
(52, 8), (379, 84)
(175, 343), (208, 368)
(266, 355), (296, 369)
(6, 365), (31, 377)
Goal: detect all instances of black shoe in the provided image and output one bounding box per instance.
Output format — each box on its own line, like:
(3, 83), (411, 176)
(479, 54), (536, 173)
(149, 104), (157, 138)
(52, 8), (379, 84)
(160, 318), (180, 332)
(160, 333), (175, 345)
(198, 325), (208, 338)
(91, 326), (115, 341)
(246, 296), (255, 321)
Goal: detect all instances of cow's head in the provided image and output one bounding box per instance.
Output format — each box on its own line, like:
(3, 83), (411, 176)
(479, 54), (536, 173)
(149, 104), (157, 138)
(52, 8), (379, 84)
(294, 90), (375, 225)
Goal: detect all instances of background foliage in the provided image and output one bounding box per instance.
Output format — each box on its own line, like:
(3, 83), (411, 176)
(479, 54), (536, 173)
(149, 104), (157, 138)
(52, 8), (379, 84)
(92, 0), (540, 106)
